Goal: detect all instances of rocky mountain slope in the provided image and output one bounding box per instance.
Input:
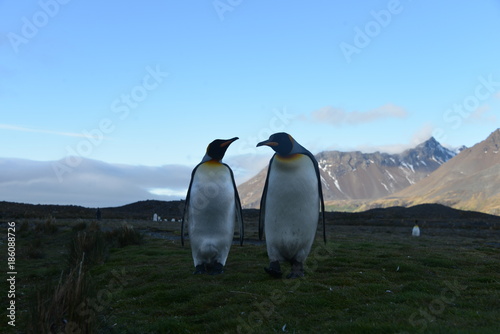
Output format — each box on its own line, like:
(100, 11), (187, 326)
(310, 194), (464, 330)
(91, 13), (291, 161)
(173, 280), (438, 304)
(363, 128), (500, 215)
(238, 137), (457, 208)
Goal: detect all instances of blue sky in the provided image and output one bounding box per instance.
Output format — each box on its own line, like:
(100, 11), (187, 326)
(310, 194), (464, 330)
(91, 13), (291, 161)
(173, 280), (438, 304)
(1, 0), (499, 206)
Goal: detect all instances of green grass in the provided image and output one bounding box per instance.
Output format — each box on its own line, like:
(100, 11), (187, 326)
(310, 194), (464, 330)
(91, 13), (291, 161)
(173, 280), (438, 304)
(2, 219), (500, 333)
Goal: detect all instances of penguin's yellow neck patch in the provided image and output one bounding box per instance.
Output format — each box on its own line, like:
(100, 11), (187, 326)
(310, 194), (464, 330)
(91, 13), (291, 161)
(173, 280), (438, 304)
(275, 153), (302, 162)
(204, 159), (223, 166)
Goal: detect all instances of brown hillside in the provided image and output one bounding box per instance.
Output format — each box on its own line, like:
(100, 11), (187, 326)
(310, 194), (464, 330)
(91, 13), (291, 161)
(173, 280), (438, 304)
(363, 129), (500, 215)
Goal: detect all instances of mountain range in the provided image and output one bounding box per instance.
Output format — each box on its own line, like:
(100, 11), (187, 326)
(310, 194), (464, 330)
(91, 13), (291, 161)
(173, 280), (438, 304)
(238, 128), (500, 215)
(363, 128), (500, 214)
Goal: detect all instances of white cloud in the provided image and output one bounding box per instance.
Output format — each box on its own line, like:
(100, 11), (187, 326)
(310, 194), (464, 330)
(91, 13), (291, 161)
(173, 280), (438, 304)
(0, 157), (192, 207)
(410, 123), (435, 146)
(0, 154), (267, 207)
(327, 124), (438, 155)
(467, 105), (497, 124)
(0, 123), (106, 139)
(148, 188), (188, 197)
(309, 103), (408, 126)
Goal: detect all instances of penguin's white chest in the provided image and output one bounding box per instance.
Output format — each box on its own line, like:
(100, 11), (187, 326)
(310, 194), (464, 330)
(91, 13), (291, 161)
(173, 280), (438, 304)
(188, 162), (236, 265)
(264, 154), (319, 262)
(189, 163), (235, 220)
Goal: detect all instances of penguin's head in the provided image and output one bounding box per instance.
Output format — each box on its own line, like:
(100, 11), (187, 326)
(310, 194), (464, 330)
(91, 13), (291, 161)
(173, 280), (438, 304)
(202, 137), (239, 162)
(256, 132), (296, 156)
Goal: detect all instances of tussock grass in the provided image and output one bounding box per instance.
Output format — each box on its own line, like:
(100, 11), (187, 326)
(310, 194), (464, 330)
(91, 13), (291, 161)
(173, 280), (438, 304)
(68, 229), (107, 269)
(18, 220), (32, 235)
(34, 215), (59, 234)
(72, 220), (88, 232)
(26, 237), (44, 259)
(25, 222), (109, 333)
(26, 259), (93, 333)
(4, 220), (144, 333)
(112, 223), (143, 248)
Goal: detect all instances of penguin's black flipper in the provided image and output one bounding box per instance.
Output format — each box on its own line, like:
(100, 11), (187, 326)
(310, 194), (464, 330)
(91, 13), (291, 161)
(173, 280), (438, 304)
(235, 193), (244, 246)
(305, 151), (327, 244)
(225, 163), (244, 246)
(259, 155), (275, 241)
(182, 163), (202, 247)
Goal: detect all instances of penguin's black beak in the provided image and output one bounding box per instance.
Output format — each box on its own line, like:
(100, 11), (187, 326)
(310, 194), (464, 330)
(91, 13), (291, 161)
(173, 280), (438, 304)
(256, 139), (278, 147)
(221, 137), (239, 147)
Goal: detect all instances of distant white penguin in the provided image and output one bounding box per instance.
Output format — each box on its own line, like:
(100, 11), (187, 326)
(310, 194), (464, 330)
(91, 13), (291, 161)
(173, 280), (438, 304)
(412, 222), (420, 237)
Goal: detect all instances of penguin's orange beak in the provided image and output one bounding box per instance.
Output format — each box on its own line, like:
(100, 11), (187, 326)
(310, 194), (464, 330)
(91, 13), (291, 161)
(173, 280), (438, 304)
(256, 139), (278, 147)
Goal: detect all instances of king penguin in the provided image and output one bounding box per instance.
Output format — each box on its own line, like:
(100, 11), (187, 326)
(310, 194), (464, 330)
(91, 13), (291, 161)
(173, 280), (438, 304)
(257, 132), (326, 278)
(412, 220), (420, 237)
(182, 137), (243, 275)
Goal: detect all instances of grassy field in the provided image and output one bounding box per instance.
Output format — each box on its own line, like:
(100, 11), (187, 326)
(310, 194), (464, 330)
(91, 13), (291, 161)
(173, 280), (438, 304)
(1, 217), (500, 333)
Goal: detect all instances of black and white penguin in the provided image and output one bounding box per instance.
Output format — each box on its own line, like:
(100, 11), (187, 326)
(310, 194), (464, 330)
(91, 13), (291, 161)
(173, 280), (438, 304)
(412, 220), (420, 237)
(182, 137), (243, 275)
(257, 132), (326, 278)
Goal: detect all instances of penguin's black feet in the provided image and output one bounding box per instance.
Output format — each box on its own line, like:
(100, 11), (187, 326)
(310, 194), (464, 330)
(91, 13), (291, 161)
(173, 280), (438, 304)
(193, 264), (206, 275)
(209, 262), (225, 275)
(286, 261), (304, 279)
(264, 261), (283, 278)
